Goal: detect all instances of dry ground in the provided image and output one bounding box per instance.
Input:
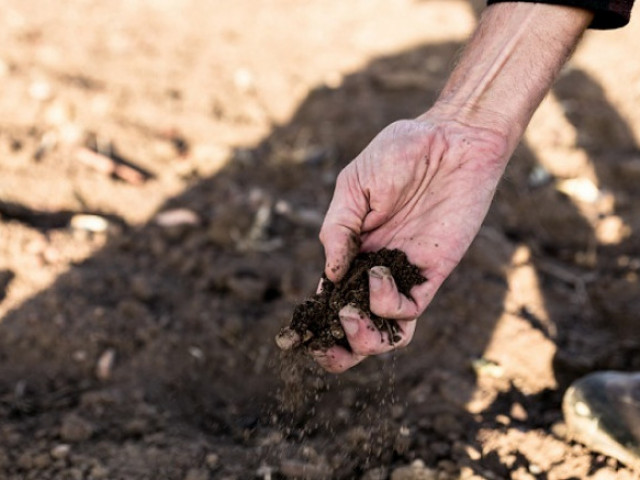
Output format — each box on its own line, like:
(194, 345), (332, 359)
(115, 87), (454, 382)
(1, 1), (640, 479)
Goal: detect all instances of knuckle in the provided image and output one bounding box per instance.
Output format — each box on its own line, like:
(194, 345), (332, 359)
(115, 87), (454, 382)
(334, 168), (351, 189)
(318, 227), (328, 244)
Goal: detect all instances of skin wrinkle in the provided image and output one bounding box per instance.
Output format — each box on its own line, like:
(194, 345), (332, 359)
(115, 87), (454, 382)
(434, 4), (593, 151)
(463, 6), (538, 112)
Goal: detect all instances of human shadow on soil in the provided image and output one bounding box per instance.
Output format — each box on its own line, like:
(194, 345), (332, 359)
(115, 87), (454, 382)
(1, 23), (639, 480)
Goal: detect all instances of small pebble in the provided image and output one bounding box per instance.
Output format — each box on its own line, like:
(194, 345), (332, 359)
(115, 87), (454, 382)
(154, 208), (200, 228)
(275, 327), (301, 351)
(464, 444), (482, 461)
(70, 214), (110, 233)
(51, 444), (71, 460)
(496, 414), (510, 426)
(510, 402), (528, 422)
(96, 348), (116, 380)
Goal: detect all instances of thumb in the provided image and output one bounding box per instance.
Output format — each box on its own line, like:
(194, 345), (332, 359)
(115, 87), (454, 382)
(319, 168), (368, 282)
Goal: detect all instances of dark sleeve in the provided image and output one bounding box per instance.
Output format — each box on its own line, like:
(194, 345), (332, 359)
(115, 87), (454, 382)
(486, 0), (634, 29)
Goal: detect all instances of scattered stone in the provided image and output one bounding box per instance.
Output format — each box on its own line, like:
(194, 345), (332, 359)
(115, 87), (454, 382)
(496, 414), (510, 426)
(154, 208), (201, 228)
(70, 214), (110, 233)
(464, 445), (482, 461)
(528, 463), (542, 475)
(274, 327), (300, 351)
(556, 177), (600, 203)
(50, 444), (71, 460)
(188, 346), (204, 360)
(96, 348), (116, 380)
(596, 215), (630, 245)
(510, 402), (528, 422)
(471, 358), (504, 378)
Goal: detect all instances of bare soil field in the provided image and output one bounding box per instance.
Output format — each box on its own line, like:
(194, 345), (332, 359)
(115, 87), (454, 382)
(1, 1), (640, 478)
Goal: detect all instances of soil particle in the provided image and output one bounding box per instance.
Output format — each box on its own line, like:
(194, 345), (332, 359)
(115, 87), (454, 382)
(183, 468), (209, 480)
(277, 248), (426, 351)
(390, 459), (437, 480)
(279, 459), (333, 479)
(60, 414), (94, 442)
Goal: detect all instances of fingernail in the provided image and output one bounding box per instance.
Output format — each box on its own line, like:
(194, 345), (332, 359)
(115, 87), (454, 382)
(369, 266), (391, 291)
(341, 316), (359, 336)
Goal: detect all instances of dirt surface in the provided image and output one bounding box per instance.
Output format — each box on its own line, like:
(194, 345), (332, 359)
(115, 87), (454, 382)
(1, 0), (640, 479)
(280, 249), (426, 351)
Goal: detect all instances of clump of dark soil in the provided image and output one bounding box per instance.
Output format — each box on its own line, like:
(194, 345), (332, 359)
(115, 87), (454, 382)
(276, 248), (426, 351)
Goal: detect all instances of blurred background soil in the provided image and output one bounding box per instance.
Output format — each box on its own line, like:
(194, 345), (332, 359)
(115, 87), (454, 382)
(1, 1), (640, 479)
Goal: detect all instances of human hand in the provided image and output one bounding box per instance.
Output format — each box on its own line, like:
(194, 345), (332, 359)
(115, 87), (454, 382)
(314, 115), (510, 372)
(313, 1), (593, 372)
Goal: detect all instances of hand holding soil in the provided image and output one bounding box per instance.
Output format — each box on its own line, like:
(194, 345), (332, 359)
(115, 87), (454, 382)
(311, 117), (510, 371)
(276, 248), (426, 352)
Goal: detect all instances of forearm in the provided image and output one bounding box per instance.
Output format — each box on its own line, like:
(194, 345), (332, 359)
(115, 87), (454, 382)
(426, 2), (594, 153)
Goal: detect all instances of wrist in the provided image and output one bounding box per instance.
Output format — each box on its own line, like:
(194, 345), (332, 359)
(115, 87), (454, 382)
(424, 3), (593, 154)
(421, 99), (521, 153)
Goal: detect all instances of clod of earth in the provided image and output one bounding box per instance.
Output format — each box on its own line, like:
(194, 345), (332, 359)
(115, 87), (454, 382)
(276, 248), (426, 351)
